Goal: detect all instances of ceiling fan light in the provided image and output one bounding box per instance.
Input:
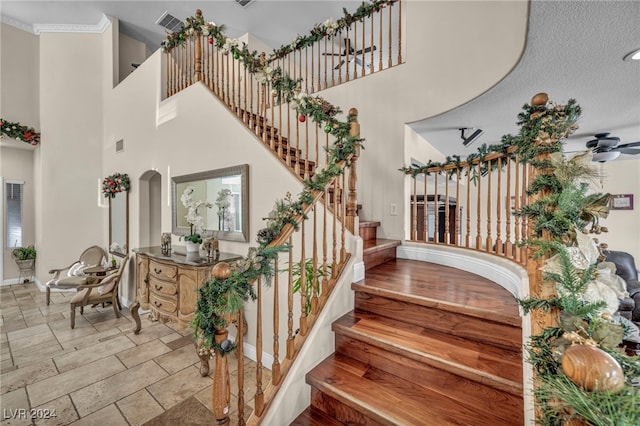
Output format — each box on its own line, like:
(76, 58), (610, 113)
(592, 151), (621, 162)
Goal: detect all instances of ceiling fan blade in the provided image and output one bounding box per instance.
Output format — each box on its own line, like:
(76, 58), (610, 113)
(334, 59), (346, 70)
(358, 45), (377, 54)
(617, 141), (640, 148)
(322, 52), (345, 56)
(617, 147), (640, 155)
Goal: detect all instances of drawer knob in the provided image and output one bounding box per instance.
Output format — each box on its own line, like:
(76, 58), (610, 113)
(144, 278), (149, 284)
(154, 268), (162, 274)
(154, 301), (162, 307)
(155, 284), (163, 291)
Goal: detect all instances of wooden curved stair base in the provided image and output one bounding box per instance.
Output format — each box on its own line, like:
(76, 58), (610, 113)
(291, 259), (524, 425)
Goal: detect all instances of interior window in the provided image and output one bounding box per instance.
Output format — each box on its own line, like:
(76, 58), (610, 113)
(6, 181), (24, 248)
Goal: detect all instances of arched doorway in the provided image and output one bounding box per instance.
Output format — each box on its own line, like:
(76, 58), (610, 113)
(138, 170), (162, 247)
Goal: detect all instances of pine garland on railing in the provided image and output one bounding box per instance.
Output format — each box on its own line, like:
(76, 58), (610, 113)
(179, 9), (364, 355)
(0, 118), (41, 146)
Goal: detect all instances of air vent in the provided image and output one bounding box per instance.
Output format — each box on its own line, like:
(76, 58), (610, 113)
(116, 139), (124, 153)
(235, 0), (254, 7)
(155, 11), (184, 33)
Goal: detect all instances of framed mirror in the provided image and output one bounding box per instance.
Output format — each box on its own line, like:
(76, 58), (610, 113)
(172, 164), (249, 242)
(109, 191), (129, 257)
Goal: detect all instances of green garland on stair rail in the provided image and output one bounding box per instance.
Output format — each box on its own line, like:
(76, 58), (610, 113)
(181, 9), (364, 355)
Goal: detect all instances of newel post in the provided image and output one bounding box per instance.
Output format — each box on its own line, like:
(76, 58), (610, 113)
(210, 263), (232, 426)
(346, 107), (360, 234)
(194, 9), (203, 83)
(525, 92), (557, 336)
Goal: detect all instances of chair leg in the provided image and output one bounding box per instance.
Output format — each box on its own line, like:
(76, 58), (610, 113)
(46, 287), (51, 305)
(70, 304), (76, 329)
(112, 299), (121, 318)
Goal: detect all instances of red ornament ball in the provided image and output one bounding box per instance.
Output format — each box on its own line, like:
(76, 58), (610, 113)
(208, 37), (213, 45)
(298, 115), (306, 123)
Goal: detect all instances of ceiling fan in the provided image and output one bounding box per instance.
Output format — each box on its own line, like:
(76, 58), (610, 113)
(322, 38), (377, 70)
(585, 132), (640, 162)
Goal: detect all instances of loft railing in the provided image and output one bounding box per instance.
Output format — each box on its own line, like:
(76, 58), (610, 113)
(165, 0), (404, 98)
(405, 146), (532, 266)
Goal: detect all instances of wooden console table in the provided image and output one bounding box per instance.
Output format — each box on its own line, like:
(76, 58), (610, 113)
(130, 246), (241, 375)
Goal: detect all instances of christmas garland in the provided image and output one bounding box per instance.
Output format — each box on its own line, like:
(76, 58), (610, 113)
(102, 173), (130, 198)
(0, 118), (41, 146)
(183, 9), (364, 355)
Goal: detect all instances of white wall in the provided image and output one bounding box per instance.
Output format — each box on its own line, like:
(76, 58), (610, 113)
(118, 32), (151, 85)
(599, 159), (640, 261)
(320, 0), (529, 240)
(1, 23), (40, 282)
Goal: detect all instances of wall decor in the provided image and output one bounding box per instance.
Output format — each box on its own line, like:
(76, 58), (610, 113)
(172, 164), (249, 242)
(610, 194), (633, 210)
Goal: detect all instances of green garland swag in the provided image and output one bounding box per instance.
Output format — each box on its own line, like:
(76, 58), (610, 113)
(0, 118), (41, 145)
(186, 9), (364, 356)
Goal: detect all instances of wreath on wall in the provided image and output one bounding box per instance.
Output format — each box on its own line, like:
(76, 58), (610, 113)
(102, 173), (130, 198)
(0, 118), (41, 146)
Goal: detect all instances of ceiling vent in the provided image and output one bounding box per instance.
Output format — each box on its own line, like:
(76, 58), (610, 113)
(155, 11), (184, 33)
(235, 0), (254, 7)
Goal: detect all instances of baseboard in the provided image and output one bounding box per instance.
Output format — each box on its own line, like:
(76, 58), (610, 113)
(352, 260), (365, 282)
(2, 278), (44, 289)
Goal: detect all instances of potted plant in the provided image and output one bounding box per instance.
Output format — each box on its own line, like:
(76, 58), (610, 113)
(291, 258), (331, 315)
(11, 245), (36, 278)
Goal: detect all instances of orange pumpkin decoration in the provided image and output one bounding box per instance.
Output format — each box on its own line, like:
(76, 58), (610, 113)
(531, 92), (549, 106)
(561, 345), (624, 392)
(212, 262), (231, 280)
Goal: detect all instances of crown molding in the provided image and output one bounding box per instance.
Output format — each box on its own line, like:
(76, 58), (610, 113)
(1, 14), (111, 35)
(34, 14), (111, 34)
(1, 15), (34, 34)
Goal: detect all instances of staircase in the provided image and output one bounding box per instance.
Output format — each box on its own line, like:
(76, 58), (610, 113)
(360, 220), (401, 270)
(292, 259), (524, 425)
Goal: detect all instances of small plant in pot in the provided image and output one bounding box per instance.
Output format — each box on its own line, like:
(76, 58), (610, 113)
(291, 258), (331, 315)
(12, 245), (36, 280)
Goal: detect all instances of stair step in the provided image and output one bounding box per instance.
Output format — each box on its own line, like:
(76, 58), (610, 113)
(359, 220), (380, 242)
(353, 262), (522, 350)
(306, 353), (520, 426)
(290, 406), (345, 426)
(362, 239), (400, 270)
(333, 311), (523, 396)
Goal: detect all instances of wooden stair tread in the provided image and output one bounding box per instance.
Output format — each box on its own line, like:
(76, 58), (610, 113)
(333, 311), (523, 392)
(307, 354), (519, 426)
(363, 238), (401, 253)
(358, 259), (521, 324)
(359, 220), (381, 228)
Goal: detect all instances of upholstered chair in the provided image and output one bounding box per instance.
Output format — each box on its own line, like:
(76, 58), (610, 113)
(604, 250), (640, 324)
(45, 245), (106, 305)
(70, 255), (129, 329)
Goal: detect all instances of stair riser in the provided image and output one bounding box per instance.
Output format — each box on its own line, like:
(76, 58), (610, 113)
(363, 247), (397, 270)
(310, 388), (386, 426)
(359, 226), (377, 242)
(335, 334), (524, 408)
(354, 292), (522, 350)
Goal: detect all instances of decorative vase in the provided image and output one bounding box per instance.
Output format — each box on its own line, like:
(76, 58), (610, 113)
(185, 241), (200, 253)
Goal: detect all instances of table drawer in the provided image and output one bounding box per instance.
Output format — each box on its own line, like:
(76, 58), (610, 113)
(149, 275), (177, 296)
(149, 260), (177, 281)
(149, 293), (177, 315)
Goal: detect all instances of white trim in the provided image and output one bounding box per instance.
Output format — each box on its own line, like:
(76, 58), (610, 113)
(352, 260), (365, 282)
(0, 15), (34, 34)
(33, 14), (111, 34)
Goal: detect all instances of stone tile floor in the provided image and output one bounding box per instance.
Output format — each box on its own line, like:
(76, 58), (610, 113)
(0, 282), (268, 425)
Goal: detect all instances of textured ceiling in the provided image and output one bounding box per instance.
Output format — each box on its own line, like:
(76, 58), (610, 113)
(2, 1), (639, 162)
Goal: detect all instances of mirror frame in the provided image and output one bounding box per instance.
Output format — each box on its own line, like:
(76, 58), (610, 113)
(171, 164), (250, 242)
(109, 191), (129, 258)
